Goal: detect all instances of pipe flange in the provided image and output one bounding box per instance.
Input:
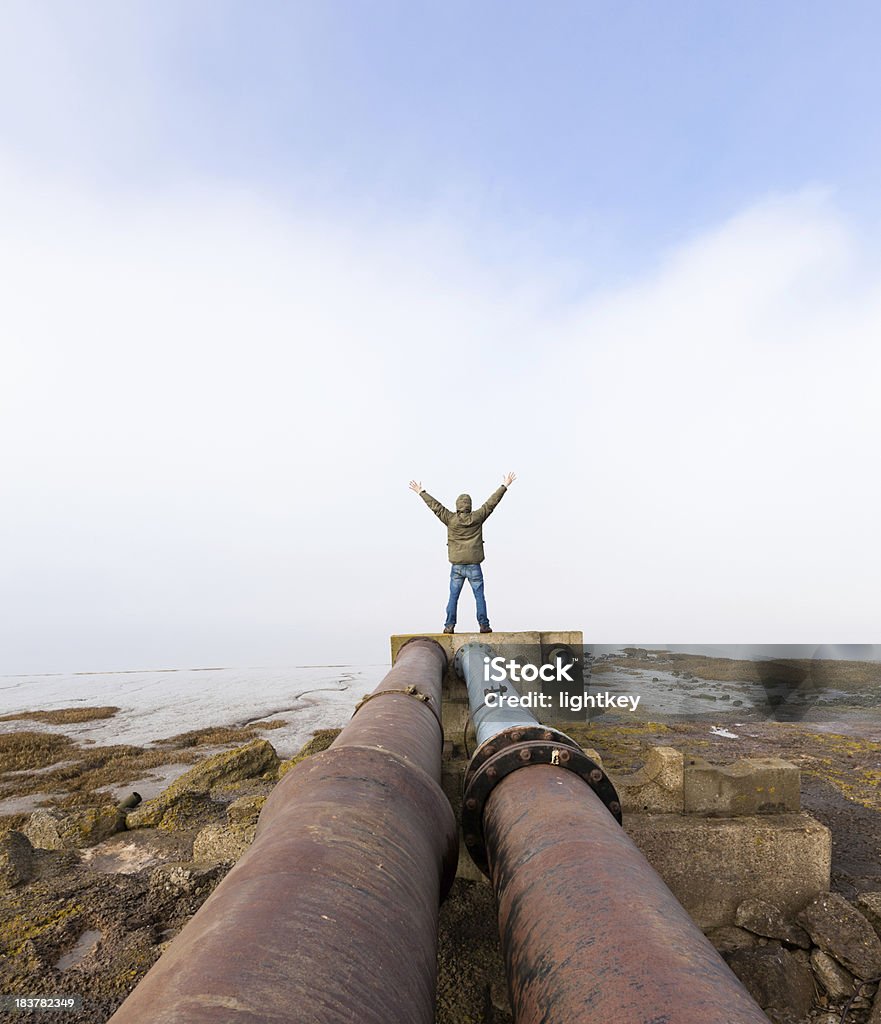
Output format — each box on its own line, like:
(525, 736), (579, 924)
(465, 725), (581, 778)
(462, 741), (622, 876)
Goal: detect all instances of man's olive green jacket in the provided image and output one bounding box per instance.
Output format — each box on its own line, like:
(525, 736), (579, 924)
(419, 486), (507, 564)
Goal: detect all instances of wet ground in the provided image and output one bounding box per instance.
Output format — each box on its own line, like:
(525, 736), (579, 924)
(1, 652), (879, 1023)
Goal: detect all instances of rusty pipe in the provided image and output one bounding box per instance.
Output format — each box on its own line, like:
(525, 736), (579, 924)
(109, 637), (457, 1024)
(484, 765), (770, 1023)
(458, 646), (768, 1024)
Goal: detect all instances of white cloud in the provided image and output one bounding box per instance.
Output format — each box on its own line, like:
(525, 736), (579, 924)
(1, 165), (878, 673)
(552, 194), (881, 639)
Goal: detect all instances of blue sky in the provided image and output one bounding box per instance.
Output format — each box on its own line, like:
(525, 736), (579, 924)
(1, 3), (880, 671)
(6, 2), (881, 274)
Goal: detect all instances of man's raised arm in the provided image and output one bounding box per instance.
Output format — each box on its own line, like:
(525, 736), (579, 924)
(409, 480), (453, 525)
(475, 471), (516, 523)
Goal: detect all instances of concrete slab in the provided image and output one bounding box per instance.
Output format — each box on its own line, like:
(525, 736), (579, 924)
(624, 811), (831, 930)
(609, 749), (801, 816)
(683, 755), (801, 815)
(390, 631), (582, 676)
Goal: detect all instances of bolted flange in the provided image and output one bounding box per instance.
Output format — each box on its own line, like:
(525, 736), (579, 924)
(462, 729), (622, 877)
(465, 723), (581, 777)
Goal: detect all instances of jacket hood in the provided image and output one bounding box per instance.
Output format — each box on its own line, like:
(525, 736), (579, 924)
(456, 493), (472, 513)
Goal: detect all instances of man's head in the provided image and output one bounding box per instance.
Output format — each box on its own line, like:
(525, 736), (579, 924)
(456, 493), (472, 513)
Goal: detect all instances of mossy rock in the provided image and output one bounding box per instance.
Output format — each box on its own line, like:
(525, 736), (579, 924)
(192, 823), (256, 865)
(208, 776), (271, 799)
(149, 861), (225, 897)
(278, 729), (341, 779)
(156, 793), (225, 833)
(23, 807), (122, 851)
(226, 794), (266, 826)
(1, 898), (86, 960)
(0, 831), (35, 890)
(127, 740), (278, 829)
(299, 729), (340, 756)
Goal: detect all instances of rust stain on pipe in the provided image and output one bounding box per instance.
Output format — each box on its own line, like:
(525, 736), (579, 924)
(109, 637), (456, 1024)
(484, 765), (770, 1024)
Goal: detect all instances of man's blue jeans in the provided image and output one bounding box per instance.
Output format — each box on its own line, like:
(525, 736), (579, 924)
(445, 563), (489, 629)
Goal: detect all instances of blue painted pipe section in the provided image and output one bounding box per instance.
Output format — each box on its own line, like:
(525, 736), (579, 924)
(454, 641), (539, 748)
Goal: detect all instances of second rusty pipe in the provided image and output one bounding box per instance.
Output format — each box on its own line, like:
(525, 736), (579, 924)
(109, 637), (456, 1024)
(484, 765), (770, 1024)
(457, 643), (769, 1024)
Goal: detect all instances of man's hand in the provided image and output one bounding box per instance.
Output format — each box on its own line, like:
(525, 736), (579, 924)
(503, 472), (516, 487)
(409, 480), (424, 494)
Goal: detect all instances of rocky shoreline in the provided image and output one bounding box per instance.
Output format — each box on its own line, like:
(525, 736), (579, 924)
(0, 731), (336, 1023)
(2, 680), (881, 1023)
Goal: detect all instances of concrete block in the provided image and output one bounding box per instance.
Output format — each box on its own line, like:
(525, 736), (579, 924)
(624, 811), (831, 930)
(390, 630), (583, 671)
(610, 746), (685, 813)
(683, 755), (801, 815)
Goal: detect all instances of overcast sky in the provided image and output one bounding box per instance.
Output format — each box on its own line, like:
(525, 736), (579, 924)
(1, 2), (879, 674)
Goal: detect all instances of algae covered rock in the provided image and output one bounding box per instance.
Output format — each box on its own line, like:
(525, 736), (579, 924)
(0, 831), (35, 890)
(149, 861), (224, 897)
(155, 793), (224, 832)
(23, 807), (122, 850)
(127, 740), (278, 830)
(23, 811), (67, 850)
(192, 822), (256, 864)
(277, 728), (340, 779)
(208, 776), (270, 799)
(226, 794), (266, 826)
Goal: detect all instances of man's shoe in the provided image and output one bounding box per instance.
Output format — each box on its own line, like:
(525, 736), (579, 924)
(443, 625), (455, 634)
(480, 624), (492, 634)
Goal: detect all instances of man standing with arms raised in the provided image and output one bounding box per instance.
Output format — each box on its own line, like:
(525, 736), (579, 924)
(409, 473), (516, 634)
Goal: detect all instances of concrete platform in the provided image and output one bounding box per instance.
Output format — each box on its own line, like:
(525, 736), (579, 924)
(391, 631), (584, 753)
